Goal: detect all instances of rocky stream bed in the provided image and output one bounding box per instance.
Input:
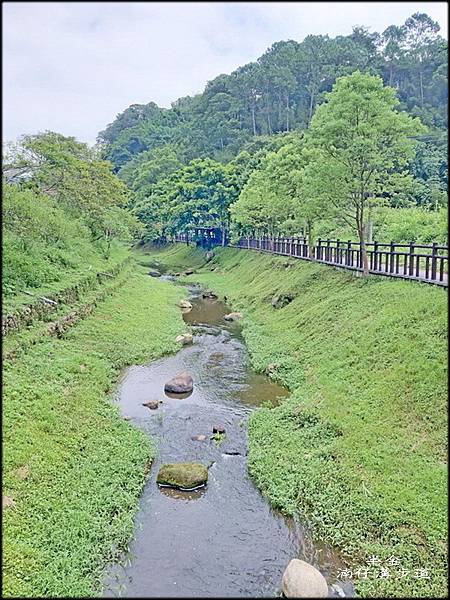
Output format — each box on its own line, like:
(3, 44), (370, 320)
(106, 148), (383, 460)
(102, 275), (353, 598)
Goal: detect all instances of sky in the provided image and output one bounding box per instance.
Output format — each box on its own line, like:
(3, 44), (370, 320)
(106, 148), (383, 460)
(3, 2), (448, 146)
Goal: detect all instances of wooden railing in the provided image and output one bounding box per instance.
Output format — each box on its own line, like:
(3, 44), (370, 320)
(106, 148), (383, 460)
(172, 233), (447, 286)
(226, 236), (448, 287)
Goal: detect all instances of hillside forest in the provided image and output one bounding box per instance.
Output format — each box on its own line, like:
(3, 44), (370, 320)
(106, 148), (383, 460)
(3, 12), (448, 296)
(97, 12), (447, 247)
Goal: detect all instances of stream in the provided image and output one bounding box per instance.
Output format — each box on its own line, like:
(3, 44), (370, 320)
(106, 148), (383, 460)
(103, 276), (352, 598)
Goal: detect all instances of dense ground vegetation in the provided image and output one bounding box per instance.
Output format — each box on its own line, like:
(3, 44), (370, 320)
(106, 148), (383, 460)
(2, 132), (190, 596)
(2, 268), (187, 597)
(3, 132), (142, 307)
(147, 243), (448, 598)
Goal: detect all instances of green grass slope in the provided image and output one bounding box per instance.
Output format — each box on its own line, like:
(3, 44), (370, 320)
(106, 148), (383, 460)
(2, 183), (128, 316)
(146, 244), (447, 598)
(2, 268), (187, 597)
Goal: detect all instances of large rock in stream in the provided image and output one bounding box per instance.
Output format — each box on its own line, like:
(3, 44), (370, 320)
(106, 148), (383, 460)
(282, 559), (328, 598)
(157, 463), (208, 490)
(164, 371), (194, 394)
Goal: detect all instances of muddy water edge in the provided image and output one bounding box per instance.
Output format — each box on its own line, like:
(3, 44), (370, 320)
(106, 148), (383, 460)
(103, 274), (352, 598)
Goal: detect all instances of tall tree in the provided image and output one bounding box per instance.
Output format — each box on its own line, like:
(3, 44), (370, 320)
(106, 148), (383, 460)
(307, 71), (426, 275)
(403, 12), (441, 109)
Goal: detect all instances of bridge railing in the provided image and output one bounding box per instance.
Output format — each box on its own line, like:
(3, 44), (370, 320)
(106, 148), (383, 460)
(227, 236), (448, 287)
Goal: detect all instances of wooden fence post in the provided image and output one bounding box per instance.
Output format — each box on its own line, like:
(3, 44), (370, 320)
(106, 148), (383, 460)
(431, 242), (437, 280)
(408, 241), (414, 276)
(389, 241), (395, 273)
(373, 240), (379, 271)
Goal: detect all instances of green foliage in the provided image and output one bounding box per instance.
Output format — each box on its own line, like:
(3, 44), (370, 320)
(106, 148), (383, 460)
(96, 13), (447, 249)
(2, 270), (187, 597)
(4, 132), (140, 245)
(2, 183), (100, 298)
(149, 244), (447, 598)
(3, 132), (144, 300)
(373, 206), (448, 244)
(99, 12), (447, 172)
(311, 206), (448, 245)
(409, 131), (448, 209)
(108, 51), (446, 250)
(230, 135), (306, 237)
(134, 157), (238, 242)
(305, 71), (426, 262)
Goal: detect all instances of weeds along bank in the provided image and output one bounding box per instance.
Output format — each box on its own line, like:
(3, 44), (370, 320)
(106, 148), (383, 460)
(146, 244), (447, 598)
(2, 266), (187, 597)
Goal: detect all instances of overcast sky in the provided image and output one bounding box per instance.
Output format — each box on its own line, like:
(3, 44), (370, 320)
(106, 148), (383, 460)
(3, 1), (448, 146)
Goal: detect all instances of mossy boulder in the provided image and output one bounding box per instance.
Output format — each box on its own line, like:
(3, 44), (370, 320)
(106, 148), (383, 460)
(157, 462), (208, 490)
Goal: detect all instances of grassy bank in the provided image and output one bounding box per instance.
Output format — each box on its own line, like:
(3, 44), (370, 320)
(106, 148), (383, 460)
(134, 242), (208, 272)
(2, 266), (187, 597)
(146, 244), (447, 598)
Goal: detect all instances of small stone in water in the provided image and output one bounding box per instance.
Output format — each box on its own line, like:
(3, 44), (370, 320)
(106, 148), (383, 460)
(179, 299), (192, 310)
(143, 400), (160, 410)
(175, 333), (193, 345)
(164, 372), (194, 394)
(223, 312), (243, 322)
(212, 425), (226, 434)
(191, 434), (207, 442)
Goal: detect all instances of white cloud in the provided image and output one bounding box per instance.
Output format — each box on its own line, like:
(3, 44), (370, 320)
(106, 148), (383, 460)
(3, 1), (448, 145)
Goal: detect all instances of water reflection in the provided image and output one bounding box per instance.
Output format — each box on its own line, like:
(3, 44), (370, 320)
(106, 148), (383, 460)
(103, 285), (352, 598)
(158, 486), (207, 501)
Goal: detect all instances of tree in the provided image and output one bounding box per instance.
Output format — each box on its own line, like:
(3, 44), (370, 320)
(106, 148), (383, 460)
(380, 25), (407, 87)
(229, 139), (307, 240)
(403, 13), (440, 109)
(135, 158), (238, 245)
(307, 71), (426, 275)
(4, 132), (137, 251)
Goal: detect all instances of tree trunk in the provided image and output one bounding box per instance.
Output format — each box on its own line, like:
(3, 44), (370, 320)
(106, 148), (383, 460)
(388, 64), (394, 87)
(286, 94), (290, 132)
(419, 69), (424, 109)
(358, 225), (369, 276)
(251, 104), (257, 136)
(265, 95), (272, 135)
(367, 218), (373, 243)
(307, 220), (313, 258)
(221, 225), (226, 247)
(308, 88), (315, 124)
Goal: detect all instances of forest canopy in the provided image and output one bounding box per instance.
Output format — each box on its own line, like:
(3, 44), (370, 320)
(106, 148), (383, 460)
(97, 12), (447, 250)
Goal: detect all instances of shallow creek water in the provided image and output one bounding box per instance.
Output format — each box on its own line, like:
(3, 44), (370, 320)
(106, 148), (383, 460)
(103, 277), (351, 598)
